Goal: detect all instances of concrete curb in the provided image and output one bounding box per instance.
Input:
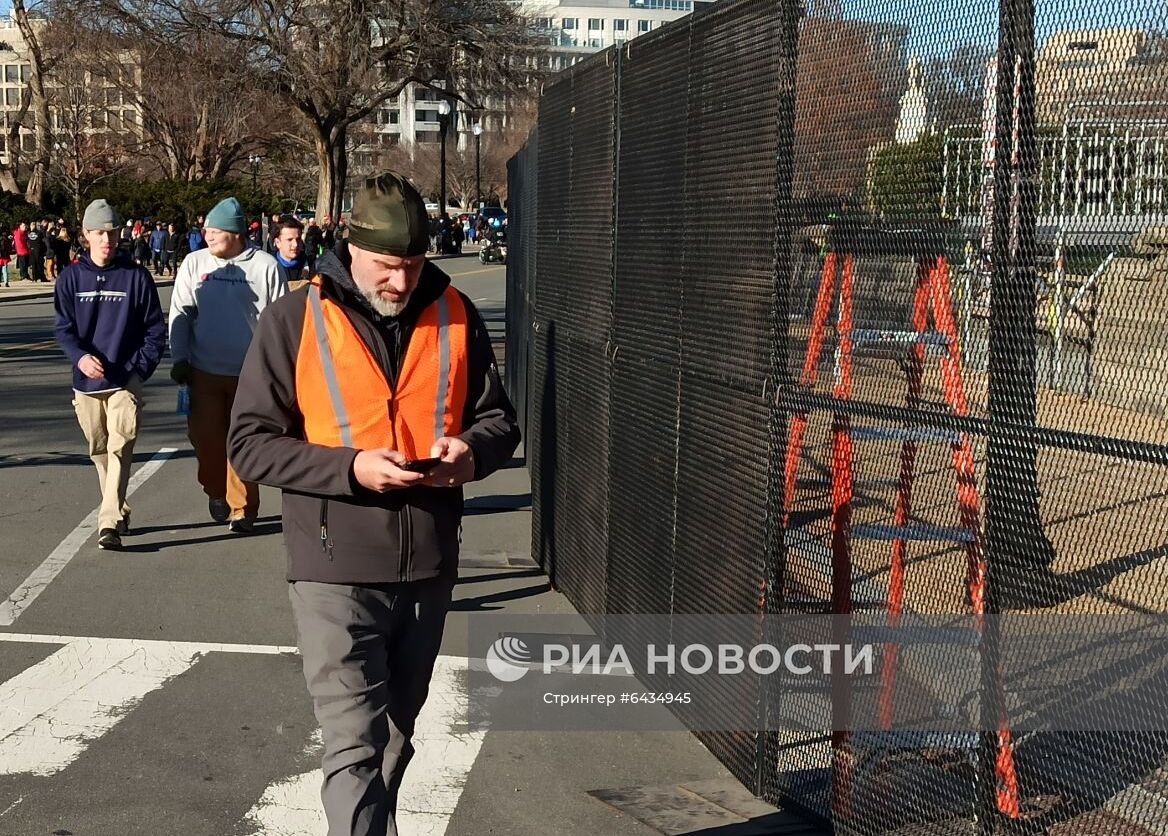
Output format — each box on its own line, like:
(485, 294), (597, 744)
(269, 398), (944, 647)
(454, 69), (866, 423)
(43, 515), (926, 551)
(0, 278), (176, 304)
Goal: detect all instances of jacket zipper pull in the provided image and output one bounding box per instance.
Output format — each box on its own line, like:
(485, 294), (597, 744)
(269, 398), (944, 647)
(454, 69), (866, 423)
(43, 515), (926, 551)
(319, 499), (334, 561)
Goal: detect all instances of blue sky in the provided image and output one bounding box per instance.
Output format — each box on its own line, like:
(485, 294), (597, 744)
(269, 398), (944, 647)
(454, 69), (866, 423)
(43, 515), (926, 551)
(1, 0), (1162, 60)
(842, 0), (1166, 58)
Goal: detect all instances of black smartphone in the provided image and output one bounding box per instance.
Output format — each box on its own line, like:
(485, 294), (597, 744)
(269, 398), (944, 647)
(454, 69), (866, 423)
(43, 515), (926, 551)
(400, 457), (442, 473)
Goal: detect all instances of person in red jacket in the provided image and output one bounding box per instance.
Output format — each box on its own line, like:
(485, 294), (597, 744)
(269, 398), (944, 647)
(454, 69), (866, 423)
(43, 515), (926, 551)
(13, 220), (29, 281)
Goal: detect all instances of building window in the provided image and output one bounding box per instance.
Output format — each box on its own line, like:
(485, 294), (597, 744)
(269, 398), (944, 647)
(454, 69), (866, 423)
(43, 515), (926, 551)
(4, 65), (15, 83)
(415, 129), (441, 143)
(589, 38), (605, 48)
(588, 18), (604, 30)
(416, 108), (439, 122)
(637, 19), (652, 32)
(4, 88), (17, 106)
(21, 133), (33, 152)
(1068, 40), (1098, 51)
(535, 16), (551, 28)
(629, 0), (691, 8)
(561, 17), (577, 29)
(614, 18), (627, 31)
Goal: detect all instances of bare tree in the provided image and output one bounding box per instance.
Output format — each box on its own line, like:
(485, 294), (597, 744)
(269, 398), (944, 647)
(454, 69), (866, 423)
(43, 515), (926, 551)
(131, 35), (285, 180)
(87, 0), (542, 217)
(793, 15), (905, 201)
(11, 0), (54, 207)
(44, 35), (137, 220)
(926, 43), (993, 132)
(445, 95), (535, 207)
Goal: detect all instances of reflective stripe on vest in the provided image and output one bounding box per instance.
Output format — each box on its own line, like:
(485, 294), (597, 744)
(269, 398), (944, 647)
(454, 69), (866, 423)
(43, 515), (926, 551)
(306, 285), (354, 448)
(295, 281), (470, 458)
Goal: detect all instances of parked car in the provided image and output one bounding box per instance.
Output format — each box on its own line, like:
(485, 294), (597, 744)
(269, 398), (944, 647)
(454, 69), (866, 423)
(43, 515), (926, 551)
(477, 207), (507, 229)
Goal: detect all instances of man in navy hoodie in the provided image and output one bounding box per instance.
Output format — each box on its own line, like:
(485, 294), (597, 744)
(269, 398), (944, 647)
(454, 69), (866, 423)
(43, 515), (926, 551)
(54, 199), (167, 551)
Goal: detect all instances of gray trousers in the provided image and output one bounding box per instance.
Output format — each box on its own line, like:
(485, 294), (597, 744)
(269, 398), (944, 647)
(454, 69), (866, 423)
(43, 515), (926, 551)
(289, 577), (454, 836)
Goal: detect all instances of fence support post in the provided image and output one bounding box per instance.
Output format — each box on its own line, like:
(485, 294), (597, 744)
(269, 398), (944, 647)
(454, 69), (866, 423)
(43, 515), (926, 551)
(984, 0), (1045, 825)
(760, 0), (802, 806)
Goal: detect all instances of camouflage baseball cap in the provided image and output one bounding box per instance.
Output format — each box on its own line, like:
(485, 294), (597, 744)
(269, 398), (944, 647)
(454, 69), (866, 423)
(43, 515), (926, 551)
(347, 172), (430, 258)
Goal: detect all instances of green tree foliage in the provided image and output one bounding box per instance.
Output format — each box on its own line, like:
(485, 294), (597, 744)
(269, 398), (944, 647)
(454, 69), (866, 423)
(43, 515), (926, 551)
(85, 177), (281, 225)
(0, 191), (49, 230)
(869, 135), (945, 221)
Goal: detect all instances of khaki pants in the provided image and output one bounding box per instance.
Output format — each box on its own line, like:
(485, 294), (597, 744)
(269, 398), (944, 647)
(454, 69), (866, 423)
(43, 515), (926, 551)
(73, 378), (143, 532)
(188, 368), (259, 519)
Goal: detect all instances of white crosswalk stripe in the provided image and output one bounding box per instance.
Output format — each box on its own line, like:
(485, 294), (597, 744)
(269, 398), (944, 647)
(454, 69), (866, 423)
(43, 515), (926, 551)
(0, 637), (201, 776)
(0, 633), (483, 835)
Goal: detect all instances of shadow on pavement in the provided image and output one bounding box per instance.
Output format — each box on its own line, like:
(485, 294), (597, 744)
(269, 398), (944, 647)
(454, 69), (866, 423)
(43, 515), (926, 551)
(450, 581), (550, 612)
(464, 493), (531, 514)
(0, 448), (196, 470)
(117, 517), (282, 551)
(456, 568), (545, 586)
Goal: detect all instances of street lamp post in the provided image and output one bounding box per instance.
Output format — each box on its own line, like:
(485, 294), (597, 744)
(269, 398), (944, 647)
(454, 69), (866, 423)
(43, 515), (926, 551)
(472, 122), (483, 209)
(248, 154), (261, 191)
(437, 100), (451, 217)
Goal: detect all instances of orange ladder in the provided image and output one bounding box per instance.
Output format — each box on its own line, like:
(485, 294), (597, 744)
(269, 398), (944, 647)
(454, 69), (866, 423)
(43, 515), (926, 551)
(781, 244), (1020, 822)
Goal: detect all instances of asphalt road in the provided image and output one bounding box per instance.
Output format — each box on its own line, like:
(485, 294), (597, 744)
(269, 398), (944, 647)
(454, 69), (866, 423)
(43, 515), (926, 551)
(0, 254), (759, 836)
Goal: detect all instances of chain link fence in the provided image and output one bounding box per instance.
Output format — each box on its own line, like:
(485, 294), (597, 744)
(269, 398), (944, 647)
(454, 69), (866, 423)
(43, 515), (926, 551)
(506, 0), (1168, 831)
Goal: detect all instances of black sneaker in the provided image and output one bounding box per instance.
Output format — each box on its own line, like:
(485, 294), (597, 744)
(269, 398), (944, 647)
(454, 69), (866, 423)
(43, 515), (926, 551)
(228, 517), (255, 534)
(97, 528), (123, 550)
(208, 497), (230, 523)
(116, 516), (131, 536)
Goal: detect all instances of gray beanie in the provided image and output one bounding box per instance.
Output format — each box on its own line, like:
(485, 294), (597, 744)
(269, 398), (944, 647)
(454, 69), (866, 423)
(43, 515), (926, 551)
(82, 199), (121, 231)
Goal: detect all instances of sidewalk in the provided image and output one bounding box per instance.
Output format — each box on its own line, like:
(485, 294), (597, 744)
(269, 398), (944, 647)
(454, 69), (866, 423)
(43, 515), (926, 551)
(449, 463), (820, 835)
(0, 270), (176, 303)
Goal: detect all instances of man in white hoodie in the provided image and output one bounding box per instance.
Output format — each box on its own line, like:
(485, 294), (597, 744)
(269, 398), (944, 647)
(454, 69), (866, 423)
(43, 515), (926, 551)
(169, 197), (286, 532)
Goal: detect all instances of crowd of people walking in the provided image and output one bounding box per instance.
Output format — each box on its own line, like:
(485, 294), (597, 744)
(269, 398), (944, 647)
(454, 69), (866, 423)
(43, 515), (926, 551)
(1, 208), (359, 288)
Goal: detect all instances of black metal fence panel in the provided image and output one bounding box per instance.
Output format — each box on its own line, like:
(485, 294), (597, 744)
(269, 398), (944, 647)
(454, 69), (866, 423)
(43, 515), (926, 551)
(507, 0), (1168, 829)
(505, 131), (536, 444)
(606, 21), (688, 623)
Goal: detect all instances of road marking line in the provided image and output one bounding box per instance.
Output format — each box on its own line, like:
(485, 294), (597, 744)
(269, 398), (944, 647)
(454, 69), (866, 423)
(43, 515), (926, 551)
(243, 730), (326, 834)
(399, 656), (485, 833)
(452, 267), (501, 278)
(0, 632), (298, 654)
(0, 637), (201, 775)
(243, 655), (483, 836)
(0, 632), (483, 821)
(0, 447), (178, 626)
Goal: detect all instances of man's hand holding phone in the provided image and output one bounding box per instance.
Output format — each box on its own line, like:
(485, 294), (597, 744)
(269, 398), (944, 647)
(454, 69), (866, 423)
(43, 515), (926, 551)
(422, 437), (475, 488)
(352, 449), (430, 492)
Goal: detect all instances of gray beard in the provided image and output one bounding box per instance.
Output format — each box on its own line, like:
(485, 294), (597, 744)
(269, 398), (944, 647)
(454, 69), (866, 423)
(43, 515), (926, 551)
(362, 288), (407, 318)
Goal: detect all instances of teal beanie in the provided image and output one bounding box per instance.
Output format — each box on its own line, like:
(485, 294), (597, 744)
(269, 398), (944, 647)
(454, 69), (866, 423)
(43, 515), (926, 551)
(205, 197), (247, 235)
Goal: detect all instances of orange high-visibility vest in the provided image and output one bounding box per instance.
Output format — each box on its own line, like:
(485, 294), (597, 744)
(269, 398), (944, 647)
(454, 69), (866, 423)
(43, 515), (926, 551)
(295, 280), (470, 458)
